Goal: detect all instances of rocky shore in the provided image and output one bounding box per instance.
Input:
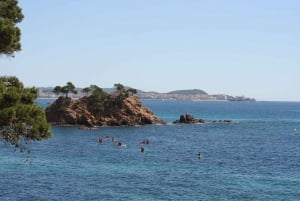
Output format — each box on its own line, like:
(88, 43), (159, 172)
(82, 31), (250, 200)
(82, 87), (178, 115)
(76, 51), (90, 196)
(173, 113), (235, 124)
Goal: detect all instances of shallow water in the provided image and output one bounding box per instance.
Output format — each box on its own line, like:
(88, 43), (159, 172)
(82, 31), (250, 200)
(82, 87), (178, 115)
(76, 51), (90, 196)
(1, 100), (300, 200)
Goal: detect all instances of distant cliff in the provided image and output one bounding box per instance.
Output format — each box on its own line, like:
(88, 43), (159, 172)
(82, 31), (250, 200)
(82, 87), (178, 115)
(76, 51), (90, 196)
(45, 94), (165, 127)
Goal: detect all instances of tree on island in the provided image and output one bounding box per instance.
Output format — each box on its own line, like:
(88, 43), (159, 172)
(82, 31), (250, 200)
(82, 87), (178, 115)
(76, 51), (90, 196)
(127, 87), (137, 96)
(53, 82), (77, 98)
(53, 86), (62, 96)
(114, 83), (137, 97)
(113, 83), (126, 106)
(85, 85), (109, 117)
(82, 87), (92, 96)
(0, 0), (51, 151)
(82, 85), (100, 97)
(114, 83), (127, 95)
(84, 85), (108, 98)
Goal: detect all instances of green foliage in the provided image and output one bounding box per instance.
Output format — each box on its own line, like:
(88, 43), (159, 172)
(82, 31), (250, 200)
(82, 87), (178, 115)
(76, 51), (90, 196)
(53, 82), (77, 98)
(82, 87), (92, 96)
(90, 85), (108, 98)
(21, 87), (38, 104)
(114, 83), (125, 93)
(56, 105), (67, 114)
(113, 83), (137, 106)
(84, 85), (108, 100)
(0, 76), (51, 148)
(53, 86), (62, 95)
(0, 2), (51, 151)
(62, 82), (77, 98)
(0, 0), (24, 56)
(114, 83), (137, 96)
(86, 85), (108, 116)
(127, 88), (137, 96)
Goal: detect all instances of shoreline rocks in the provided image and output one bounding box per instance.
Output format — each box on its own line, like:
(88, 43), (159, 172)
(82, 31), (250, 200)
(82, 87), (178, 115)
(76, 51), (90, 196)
(212, 120), (233, 124)
(173, 113), (205, 124)
(173, 113), (234, 125)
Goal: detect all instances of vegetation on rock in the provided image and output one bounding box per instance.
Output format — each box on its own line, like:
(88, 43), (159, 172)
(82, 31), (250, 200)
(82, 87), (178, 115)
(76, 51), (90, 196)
(46, 83), (164, 127)
(53, 82), (78, 98)
(173, 113), (205, 124)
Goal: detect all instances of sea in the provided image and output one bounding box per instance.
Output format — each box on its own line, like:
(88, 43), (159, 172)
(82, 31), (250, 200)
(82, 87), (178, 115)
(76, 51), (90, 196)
(1, 99), (300, 201)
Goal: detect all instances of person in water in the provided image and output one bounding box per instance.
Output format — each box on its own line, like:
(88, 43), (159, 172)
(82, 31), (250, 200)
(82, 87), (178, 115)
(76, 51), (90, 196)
(197, 152), (201, 158)
(140, 140), (150, 144)
(140, 147), (144, 153)
(98, 138), (104, 143)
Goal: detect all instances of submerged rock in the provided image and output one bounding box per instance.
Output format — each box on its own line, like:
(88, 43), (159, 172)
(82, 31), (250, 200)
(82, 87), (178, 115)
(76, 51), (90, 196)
(212, 120), (233, 124)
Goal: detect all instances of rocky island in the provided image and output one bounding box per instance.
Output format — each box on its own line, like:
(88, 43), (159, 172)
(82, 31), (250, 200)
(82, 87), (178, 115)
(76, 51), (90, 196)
(173, 113), (234, 124)
(173, 113), (205, 124)
(45, 83), (165, 127)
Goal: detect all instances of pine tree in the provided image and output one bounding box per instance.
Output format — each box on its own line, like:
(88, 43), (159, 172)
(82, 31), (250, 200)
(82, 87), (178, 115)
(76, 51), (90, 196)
(0, 0), (24, 57)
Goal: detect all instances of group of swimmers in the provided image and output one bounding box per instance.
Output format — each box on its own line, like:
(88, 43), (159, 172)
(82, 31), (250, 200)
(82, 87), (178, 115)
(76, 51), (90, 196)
(97, 135), (149, 152)
(97, 135), (202, 157)
(97, 135), (114, 143)
(98, 135), (125, 147)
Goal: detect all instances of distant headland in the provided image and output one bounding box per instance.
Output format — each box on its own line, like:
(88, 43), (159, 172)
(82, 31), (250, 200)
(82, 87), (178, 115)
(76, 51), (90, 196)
(38, 87), (256, 102)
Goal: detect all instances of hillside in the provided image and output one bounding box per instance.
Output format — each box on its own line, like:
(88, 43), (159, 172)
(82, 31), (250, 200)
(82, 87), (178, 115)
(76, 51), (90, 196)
(167, 89), (208, 95)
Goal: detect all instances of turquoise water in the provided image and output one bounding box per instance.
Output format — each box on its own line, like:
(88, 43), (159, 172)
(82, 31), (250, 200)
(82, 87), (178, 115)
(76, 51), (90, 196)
(1, 100), (300, 200)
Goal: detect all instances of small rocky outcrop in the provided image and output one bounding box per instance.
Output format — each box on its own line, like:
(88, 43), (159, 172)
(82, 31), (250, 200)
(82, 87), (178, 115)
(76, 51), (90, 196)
(173, 113), (205, 124)
(45, 95), (165, 127)
(212, 120), (233, 123)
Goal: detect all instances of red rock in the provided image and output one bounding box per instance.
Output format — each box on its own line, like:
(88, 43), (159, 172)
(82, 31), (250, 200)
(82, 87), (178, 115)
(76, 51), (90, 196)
(46, 96), (164, 127)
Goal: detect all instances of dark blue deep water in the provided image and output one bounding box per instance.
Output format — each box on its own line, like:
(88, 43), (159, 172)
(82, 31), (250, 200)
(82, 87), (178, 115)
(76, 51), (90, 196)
(1, 100), (300, 201)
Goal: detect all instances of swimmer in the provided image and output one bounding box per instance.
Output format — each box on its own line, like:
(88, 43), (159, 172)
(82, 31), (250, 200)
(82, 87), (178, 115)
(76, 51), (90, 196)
(197, 152), (201, 158)
(140, 140), (150, 144)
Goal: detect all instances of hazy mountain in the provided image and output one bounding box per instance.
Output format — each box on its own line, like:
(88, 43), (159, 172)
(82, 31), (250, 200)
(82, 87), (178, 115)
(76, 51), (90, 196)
(167, 89), (208, 95)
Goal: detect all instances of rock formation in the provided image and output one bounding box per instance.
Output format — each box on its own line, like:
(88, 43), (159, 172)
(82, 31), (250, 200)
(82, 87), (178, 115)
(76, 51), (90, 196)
(173, 113), (205, 124)
(45, 95), (165, 127)
(212, 120), (233, 123)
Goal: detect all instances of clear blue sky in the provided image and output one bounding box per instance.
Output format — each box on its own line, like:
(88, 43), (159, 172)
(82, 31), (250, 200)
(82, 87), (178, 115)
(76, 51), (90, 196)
(1, 0), (300, 101)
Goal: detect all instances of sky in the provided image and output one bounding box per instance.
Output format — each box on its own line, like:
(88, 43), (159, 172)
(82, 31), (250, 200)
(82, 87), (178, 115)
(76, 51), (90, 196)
(1, 0), (300, 101)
